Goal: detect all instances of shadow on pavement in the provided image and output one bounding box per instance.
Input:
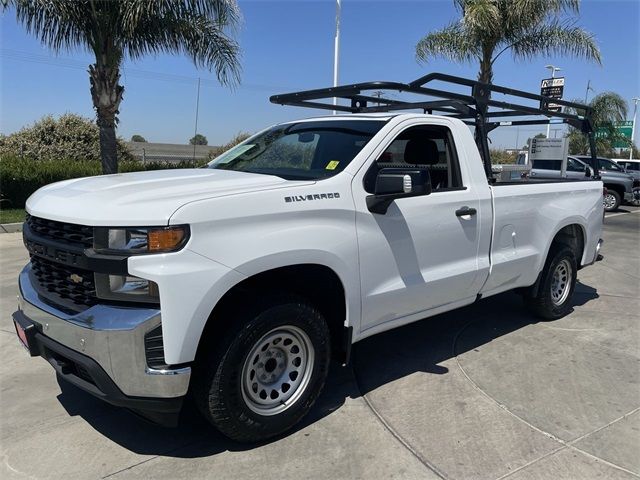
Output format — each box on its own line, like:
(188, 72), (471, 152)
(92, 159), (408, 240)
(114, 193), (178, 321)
(54, 281), (601, 458)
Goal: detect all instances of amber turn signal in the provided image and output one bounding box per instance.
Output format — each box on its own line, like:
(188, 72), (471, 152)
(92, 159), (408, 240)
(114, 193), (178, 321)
(148, 227), (187, 252)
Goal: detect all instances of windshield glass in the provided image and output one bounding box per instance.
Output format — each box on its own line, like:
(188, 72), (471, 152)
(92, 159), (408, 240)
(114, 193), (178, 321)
(208, 120), (386, 180)
(598, 159), (623, 171)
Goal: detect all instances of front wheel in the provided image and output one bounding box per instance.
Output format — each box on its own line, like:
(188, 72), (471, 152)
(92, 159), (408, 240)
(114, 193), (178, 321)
(525, 246), (577, 320)
(603, 189), (620, 212)
(193, 297), (331, 443)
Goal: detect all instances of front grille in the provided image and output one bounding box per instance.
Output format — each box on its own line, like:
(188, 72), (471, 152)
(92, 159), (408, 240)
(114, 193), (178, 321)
(26, 215), (93, 249)
(633, 179), (640, 188)
(144, 325), (167, 368)
(30, 255), (97, 309)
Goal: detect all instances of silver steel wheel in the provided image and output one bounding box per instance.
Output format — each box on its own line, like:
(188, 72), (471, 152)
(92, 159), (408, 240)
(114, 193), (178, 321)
(241, 326), (315, 416)
(550, 259), (572, 306)
(603, 193), (617, 210)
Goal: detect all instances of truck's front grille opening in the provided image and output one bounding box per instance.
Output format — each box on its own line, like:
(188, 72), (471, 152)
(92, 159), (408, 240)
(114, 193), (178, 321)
(26, 215), (94, 249)
(29, 255), (97, 310)
(144, 325), (167, 369)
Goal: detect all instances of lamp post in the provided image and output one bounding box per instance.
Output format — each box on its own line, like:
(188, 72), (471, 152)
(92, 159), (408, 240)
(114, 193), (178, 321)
(545, 65), (561, 138)
(631, 97), (639, 160)
(332, 0), (341, 115)
(584, 79), (594, 104)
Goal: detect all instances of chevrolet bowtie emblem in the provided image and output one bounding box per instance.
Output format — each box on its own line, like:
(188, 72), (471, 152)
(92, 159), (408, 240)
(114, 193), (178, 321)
(69, 273), (83, 284)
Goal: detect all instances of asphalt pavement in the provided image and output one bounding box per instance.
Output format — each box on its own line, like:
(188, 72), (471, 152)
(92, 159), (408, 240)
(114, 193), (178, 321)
(1, 207), (638, 480)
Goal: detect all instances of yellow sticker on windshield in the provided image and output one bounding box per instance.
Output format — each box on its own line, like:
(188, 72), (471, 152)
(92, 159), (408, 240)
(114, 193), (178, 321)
(326, 160), (340, 170)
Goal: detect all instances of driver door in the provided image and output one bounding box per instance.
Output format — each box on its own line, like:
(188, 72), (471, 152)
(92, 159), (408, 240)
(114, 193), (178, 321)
(353, 121), (491, 333)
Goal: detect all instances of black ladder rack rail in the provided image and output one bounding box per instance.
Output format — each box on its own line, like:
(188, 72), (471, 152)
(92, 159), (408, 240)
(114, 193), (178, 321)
(269, 72), (598, 179)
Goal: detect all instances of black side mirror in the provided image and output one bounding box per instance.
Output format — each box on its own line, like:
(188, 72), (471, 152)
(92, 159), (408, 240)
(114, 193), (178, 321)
(585, 166), (592, 177)
(366, 165), (432, 214)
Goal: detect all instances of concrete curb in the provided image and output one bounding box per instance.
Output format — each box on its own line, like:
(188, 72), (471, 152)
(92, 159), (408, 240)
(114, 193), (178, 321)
(1, 222), (23, 234)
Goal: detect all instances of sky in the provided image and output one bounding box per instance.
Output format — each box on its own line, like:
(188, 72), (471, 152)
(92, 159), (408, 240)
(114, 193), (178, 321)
(1, 0), (639, 149)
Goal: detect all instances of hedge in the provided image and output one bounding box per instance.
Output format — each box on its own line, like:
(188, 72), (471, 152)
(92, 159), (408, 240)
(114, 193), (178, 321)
(0, 155), (205, 209)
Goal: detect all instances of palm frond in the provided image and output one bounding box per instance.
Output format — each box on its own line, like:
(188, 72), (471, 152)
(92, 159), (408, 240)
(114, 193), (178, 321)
(588, 92), (628, 125)
(500, 0), (581, 48)
(459, 0), (500, 33)
(121, 0), (241, 35)
(10, 0), (91, 52)
(416, 23), (479, 64)
(508, 21), (601, 65)
(125, 9), (241, 86)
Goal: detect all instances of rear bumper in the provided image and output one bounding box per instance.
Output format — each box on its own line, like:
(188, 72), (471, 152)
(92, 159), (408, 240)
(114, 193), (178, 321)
(15, 266), (191, 425)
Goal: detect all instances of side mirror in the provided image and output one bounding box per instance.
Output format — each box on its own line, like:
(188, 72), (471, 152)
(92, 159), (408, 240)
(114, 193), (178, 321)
(585, 166), (592, 177)
(366, 166), (431, 214)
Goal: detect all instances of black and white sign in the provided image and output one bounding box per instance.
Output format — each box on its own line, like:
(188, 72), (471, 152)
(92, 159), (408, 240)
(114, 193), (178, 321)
(529, 138), (569, 161)
(540, 77), (565, 112)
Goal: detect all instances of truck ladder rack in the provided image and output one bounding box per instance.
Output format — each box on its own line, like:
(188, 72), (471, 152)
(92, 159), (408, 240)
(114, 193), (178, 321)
(270, 72), (598, 179)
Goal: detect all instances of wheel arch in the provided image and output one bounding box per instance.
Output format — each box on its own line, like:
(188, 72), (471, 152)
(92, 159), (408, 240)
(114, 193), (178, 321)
(527, 221), (586, 298)
(195, 263), (352, 365)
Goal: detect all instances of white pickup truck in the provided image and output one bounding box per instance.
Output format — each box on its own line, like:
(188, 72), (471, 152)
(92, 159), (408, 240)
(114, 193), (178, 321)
(13, 74), (604, 442)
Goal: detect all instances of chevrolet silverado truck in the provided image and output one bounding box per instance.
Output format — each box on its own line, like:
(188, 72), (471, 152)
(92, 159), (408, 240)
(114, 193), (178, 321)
(13, 74), (604, 442)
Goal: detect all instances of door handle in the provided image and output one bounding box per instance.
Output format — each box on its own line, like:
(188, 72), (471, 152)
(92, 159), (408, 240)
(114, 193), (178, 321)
(455, 206), (477, 217)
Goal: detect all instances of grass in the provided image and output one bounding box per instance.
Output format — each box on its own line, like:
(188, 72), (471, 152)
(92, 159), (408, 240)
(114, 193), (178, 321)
(0, 208), (26, 224)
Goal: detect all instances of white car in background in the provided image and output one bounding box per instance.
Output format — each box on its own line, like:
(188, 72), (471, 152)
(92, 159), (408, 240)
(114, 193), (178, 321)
(614, 159), (640, 205)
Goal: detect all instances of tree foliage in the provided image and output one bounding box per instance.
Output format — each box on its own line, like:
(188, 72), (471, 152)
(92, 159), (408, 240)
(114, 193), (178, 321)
(190, 133), (209, 145)
(0, 113), (132, 162)
(416, 0), (601, 83)
(130, 134), (147, 142)
(565, 92), (628, 156)
(8, 0), (242, 174)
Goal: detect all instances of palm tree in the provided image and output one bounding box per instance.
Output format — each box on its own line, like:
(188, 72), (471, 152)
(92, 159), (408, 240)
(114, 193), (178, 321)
(8, 0), (241, 174)
(416, 0), (601, 84)
(565, 92), (628, 155)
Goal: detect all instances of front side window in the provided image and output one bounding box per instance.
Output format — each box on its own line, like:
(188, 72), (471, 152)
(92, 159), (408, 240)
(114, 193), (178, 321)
(209, 120), (385, 180)
(567, 158), (586, 172)
(365, 125), (463, 192)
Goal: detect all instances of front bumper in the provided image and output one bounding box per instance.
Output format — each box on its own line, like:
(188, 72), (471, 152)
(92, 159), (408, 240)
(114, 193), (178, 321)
(15, 266), (191, 425)
(624, 191), (634, 202)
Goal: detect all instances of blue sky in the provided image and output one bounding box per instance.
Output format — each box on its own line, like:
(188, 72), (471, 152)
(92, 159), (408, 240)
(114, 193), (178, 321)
(2, 0), (639, 148)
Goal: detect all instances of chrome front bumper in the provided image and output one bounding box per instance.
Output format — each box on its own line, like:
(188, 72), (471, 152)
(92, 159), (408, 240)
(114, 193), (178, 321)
(17, 266), (190, 399)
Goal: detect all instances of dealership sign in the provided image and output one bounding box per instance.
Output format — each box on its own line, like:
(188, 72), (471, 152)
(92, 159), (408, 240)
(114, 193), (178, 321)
(540, 77), (565, 112)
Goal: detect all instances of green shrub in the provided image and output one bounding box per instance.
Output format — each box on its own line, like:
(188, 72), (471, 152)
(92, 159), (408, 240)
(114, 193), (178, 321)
(208, 131), (252, 159)
(0, 113), (133, 162)
(0, 155), (204, 209)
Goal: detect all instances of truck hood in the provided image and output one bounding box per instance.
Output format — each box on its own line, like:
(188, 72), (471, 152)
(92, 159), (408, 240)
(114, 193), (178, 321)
(600, 171), (634, 182)
(26, 168), (306, 226)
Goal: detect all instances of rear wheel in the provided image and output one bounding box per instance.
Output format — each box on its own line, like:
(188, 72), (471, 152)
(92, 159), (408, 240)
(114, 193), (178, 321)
(603, 189), (620, 212)
(525, 246), (577, 320)
(193, 296), (331, 443)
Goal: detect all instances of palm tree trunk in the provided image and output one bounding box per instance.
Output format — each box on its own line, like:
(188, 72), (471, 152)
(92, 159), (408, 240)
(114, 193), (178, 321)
(89, 58), (124, 174)
(477, 48), (493, 84)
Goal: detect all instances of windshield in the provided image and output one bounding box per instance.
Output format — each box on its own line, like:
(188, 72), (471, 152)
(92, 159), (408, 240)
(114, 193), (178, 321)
(577, 156), (624, 172)
(598, 159), (624, 172)
(208, 120), (386, 180)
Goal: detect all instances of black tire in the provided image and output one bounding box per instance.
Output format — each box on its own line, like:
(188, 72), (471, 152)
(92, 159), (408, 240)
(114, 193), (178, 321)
(525, 246), (577, 320)
(603, 189), (621, 212)
(193, 296), (331, 443)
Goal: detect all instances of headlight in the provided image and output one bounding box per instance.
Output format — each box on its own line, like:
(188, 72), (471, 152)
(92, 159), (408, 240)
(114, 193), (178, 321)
(95, 273), (160, 304)
(94, 225), (189, 254)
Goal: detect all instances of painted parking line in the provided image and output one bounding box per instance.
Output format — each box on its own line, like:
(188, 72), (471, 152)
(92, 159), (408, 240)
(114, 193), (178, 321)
(605, 209), (640, 218)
